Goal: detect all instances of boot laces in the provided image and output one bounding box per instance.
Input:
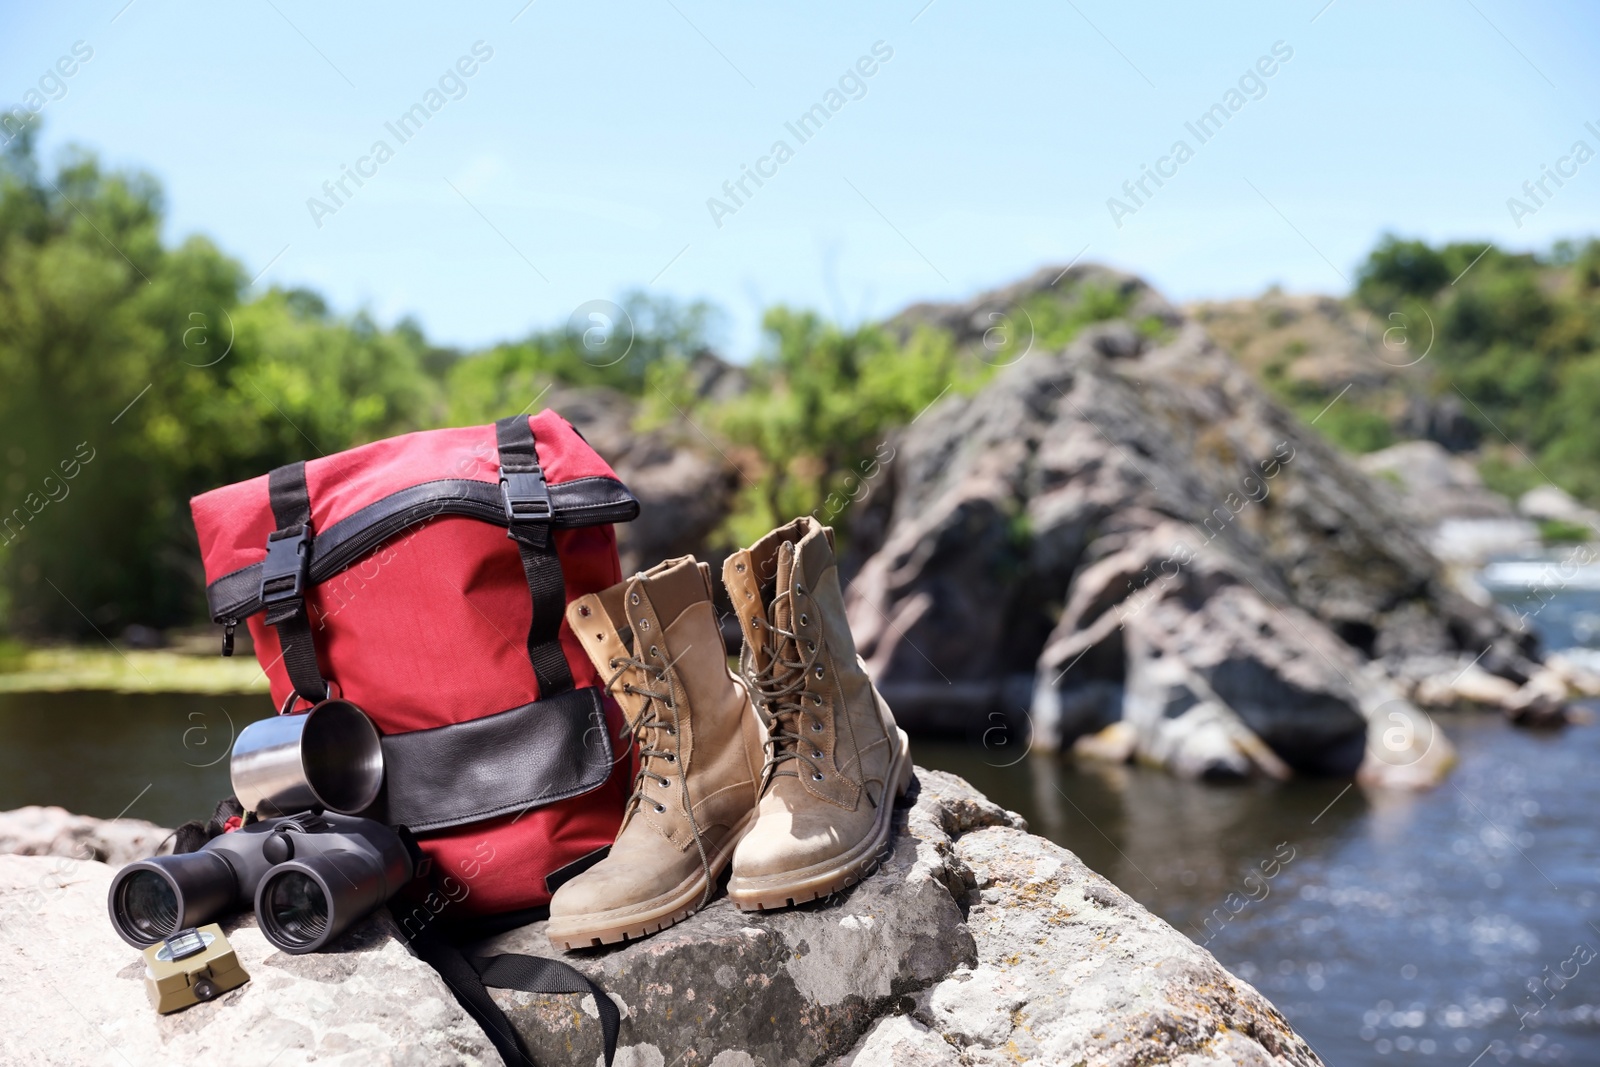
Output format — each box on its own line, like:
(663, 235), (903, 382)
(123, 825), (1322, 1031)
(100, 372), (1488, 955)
(741, 584), (829, 785)
(604, 647), (715, 907)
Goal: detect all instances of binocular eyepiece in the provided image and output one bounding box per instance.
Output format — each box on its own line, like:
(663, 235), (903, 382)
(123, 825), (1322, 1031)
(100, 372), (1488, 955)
(109, 812), (413, 955)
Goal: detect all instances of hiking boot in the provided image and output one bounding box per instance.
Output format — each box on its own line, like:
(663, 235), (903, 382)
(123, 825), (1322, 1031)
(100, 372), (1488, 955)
(546, 557), (764, 949)
(722, 517), (912, 910)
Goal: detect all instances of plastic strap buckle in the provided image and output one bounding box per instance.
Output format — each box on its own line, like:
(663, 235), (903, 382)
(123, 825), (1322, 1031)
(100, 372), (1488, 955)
(500, 467), (553, 525)
(260, 525), (313, 609)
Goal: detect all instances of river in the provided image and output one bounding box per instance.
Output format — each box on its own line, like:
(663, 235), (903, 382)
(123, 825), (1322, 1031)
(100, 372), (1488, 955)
(1, 572), (1596, 1065)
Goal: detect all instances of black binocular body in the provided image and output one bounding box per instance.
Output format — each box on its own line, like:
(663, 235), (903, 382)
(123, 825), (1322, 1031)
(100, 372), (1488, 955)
(108, 812), (413, 954)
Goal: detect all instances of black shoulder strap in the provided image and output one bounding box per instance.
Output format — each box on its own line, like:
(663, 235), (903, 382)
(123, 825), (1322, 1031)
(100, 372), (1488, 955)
(406, 922), (619, 1067)
(495, 415), (573, 697)
(263, 461), (329, 705)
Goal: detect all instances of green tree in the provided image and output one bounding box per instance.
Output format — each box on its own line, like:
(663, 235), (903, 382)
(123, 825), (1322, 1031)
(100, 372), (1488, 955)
(0, 130), (436, 634)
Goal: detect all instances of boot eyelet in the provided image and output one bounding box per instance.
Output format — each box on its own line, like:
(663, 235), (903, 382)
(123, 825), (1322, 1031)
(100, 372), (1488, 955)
(650, 645), (660, 658)
(814, 665), (824, 679)
(663, 753), (676, 763)
(578, 604), (591, 617)
(812, 749), (823, 759)
(639, 618), (650, 631)
(630, 592), (641, 605)
(812, 772), (824, 781)
(807, 640), (817, 653)
(654, 803), (666, 813)
(736, 561), (746, 572)
(812, 721), (824, 731)
(813, 695), (823, 707)
(799, 613), (809, 626)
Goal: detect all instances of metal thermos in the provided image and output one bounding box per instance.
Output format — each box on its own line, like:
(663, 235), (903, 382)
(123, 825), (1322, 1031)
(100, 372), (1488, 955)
(229, 699), (384, 817)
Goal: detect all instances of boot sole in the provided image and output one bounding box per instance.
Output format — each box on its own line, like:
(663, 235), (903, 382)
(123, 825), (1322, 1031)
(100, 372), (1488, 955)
(727, 728), (913, 911)
(545, 806), (759, 951)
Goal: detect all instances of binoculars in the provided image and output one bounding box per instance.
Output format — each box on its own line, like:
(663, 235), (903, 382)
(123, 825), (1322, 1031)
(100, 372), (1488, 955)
(108, 811), (413, 955)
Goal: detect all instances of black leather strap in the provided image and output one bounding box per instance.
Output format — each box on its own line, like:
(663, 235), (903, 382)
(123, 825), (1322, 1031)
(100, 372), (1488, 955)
(495, 416), (573, 697)
(380, 688), (613, 833)
(264, 462), (328, 704)
(474, 953), (619, 1066)
(404, 921), (619, 1067)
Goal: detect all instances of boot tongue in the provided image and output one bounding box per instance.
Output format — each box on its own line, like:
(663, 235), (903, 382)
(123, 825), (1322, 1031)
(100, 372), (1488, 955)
(598, 581), (635, 651)
(770, 542), (797, 639)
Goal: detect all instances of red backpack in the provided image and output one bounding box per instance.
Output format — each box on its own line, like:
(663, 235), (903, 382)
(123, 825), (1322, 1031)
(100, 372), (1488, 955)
(190, 411), (637, 916)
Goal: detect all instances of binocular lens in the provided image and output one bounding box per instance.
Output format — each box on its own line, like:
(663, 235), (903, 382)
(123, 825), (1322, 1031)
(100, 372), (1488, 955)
(115, 869), (180, 944)
(261, 871), (330, 950)
(108, 851), (239, 949)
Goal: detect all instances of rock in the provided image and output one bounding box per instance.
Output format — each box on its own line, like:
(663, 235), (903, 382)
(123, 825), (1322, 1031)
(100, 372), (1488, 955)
(1429, 518), (1542, 566)
(839, 1014), (962, 1065)
(1413, 662), (1520, 709)
(1072, 720), (1139, 763)
(468, 769), (1322, 1066)
(0, 805), (172, 866)
(1518, 484), (1590, 524)
(1503, 667), (1572, 726)
(913, 821), (1321, 1065)
(845, 267), (1554, 773)
(1357, 440), (1513, 521)
(1543, 651), (1600, 697)
(0, 853), (501, 1067)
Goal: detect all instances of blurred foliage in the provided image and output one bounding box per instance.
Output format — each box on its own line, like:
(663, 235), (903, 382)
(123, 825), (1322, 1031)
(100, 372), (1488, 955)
(0, 129), (439, 635)
(661, 311), (979, 548)
(1539, 518), (1592, 545)
(446, 292), (720, 424)
(1353, 234), (1600, 495)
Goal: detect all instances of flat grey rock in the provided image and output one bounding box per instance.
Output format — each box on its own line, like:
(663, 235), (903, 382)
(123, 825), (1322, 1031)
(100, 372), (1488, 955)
(0, 852), (500, 1066)
(469, 769), (1324, 1067)
(0, 804), (172, 866)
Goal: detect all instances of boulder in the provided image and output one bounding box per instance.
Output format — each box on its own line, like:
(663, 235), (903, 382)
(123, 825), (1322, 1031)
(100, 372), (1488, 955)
(1356, 440), (1513, 521)
(0, 805), (172, 866)
(1518, 484), (1587, 524)
(470, 769), (1323, 1066)
(845, 266), (1559, 775)
(899, 825), (1321, 1066)
(0, 853), (501, 1067)
(1038, 523), (1453, 786)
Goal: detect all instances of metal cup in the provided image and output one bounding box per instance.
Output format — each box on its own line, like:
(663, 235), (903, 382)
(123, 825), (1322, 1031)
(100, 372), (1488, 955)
(230, 700), (384, 817)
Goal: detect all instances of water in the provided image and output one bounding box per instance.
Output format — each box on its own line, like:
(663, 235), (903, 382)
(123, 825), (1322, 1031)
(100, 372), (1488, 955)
(0, 690), (275, 829)
(917, 716), (1600, 1066)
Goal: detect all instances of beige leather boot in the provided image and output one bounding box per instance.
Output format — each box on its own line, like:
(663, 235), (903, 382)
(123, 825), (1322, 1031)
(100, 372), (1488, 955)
(546, 556), (764, 949)
(722, 517), (912, 910)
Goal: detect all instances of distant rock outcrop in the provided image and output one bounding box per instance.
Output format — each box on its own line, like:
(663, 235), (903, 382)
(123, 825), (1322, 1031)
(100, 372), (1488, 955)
(845, 267), (1573, 784)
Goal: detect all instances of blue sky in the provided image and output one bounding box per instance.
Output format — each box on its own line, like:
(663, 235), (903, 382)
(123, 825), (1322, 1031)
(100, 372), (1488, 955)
(5, 0), (1598, 357)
